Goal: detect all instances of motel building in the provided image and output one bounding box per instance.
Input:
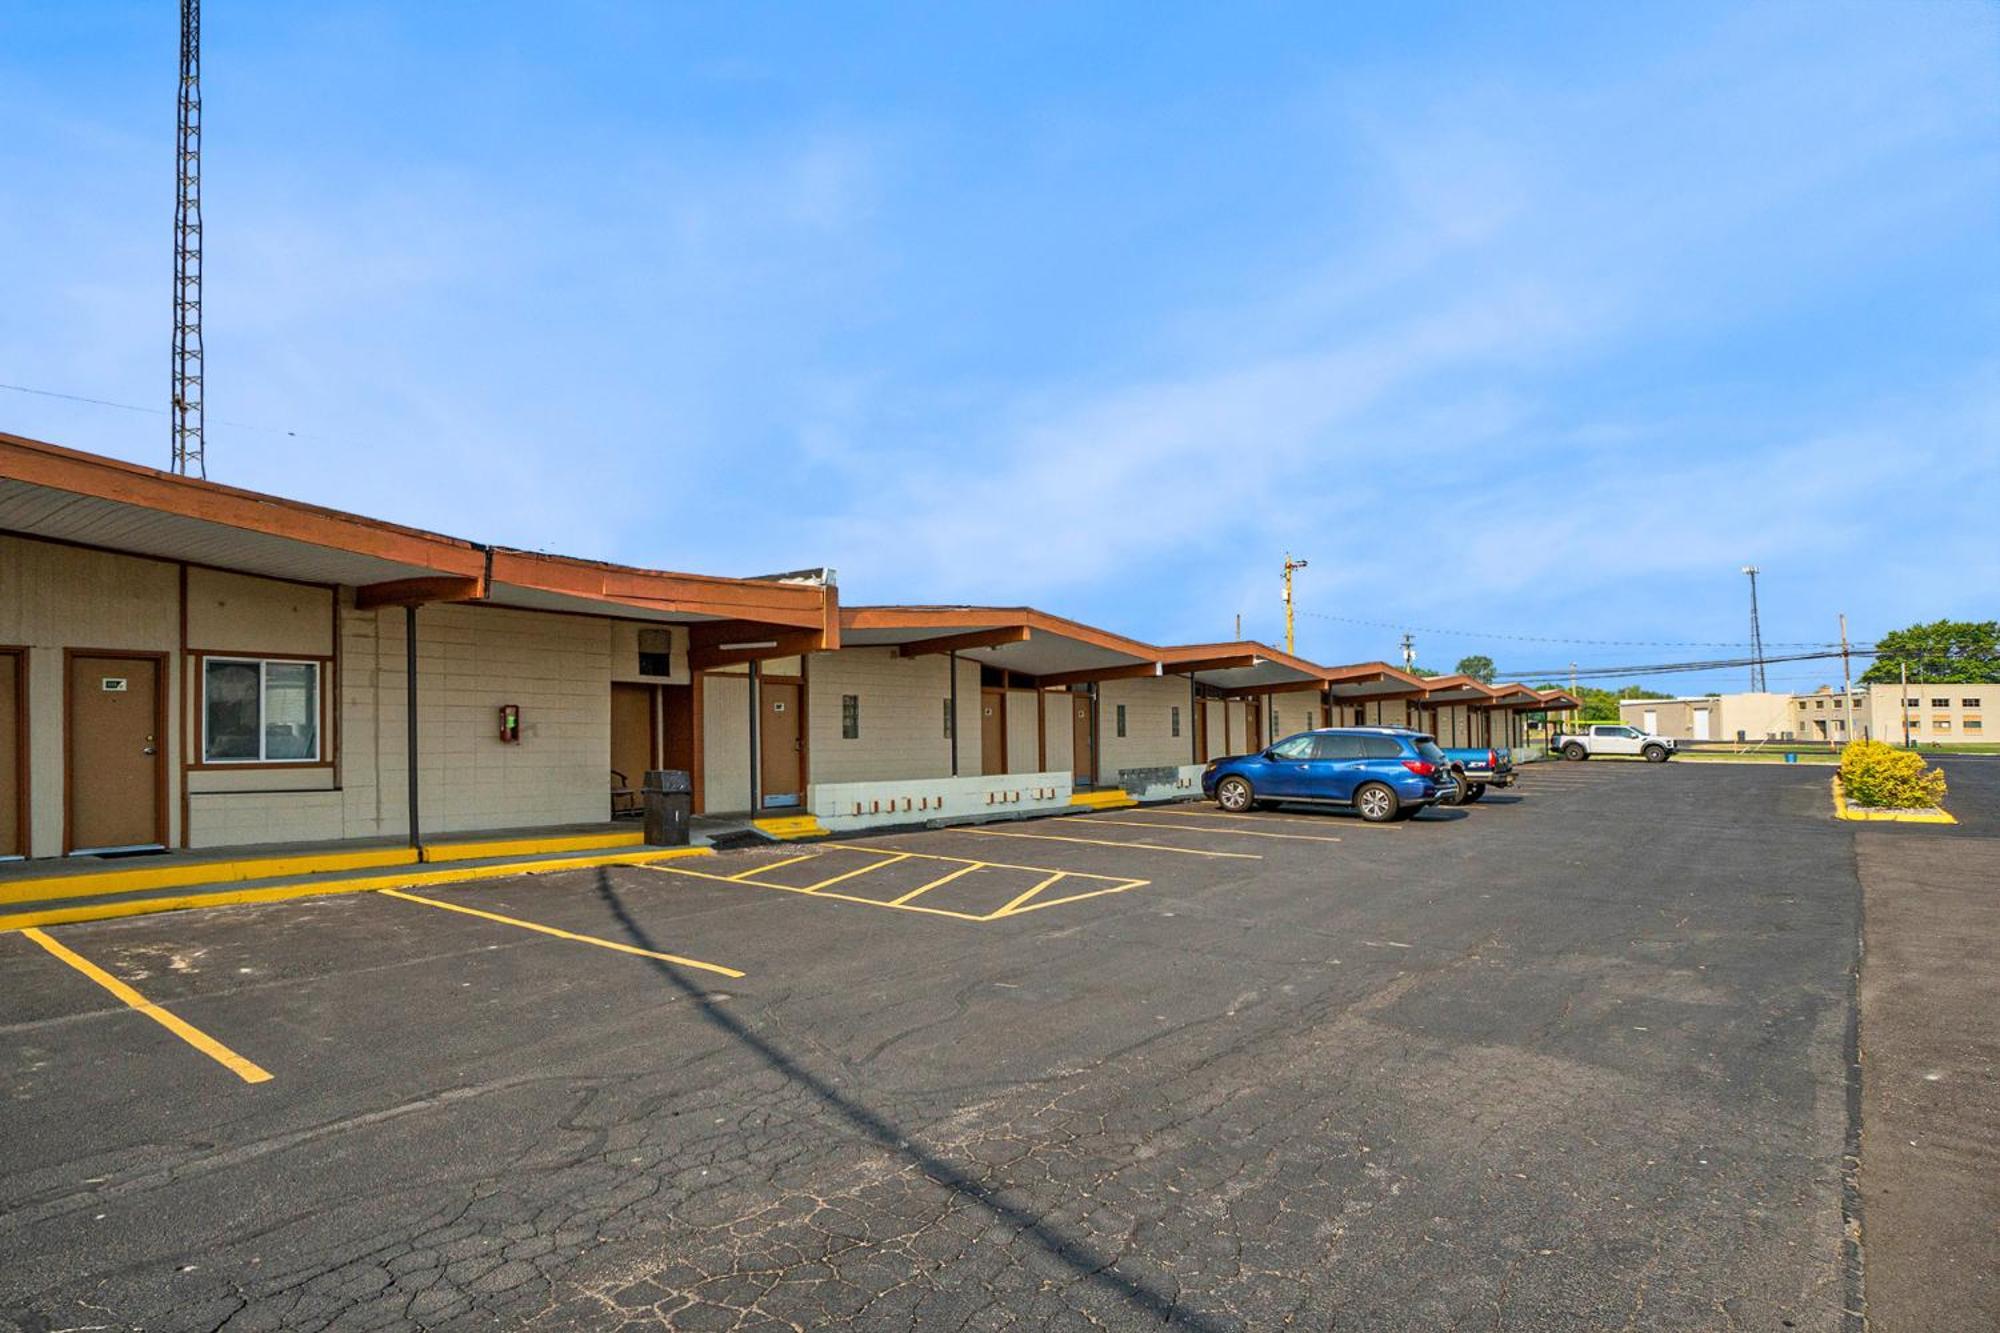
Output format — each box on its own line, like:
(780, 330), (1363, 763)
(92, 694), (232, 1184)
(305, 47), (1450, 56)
(2, 432), (1578, 872)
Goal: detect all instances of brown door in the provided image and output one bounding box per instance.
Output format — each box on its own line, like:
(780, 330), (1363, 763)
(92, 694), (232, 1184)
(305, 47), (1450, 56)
(1245, 698), (1263, 750)
(1, 650), (22, 857)
(759, 680), (803, 808)
(660, 684), (694, 776)
(1071, 693), (1094, 785)
(67, 653), (163, 852)
(1194, 698), (1209, 762)
(980, 689), (1007, 776)
(610, 684), (654, 813)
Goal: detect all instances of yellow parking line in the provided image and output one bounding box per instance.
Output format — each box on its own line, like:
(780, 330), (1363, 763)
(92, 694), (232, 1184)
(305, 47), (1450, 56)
(22, 927), (272, 1085)
(989, 870), (1068, 918)
(379, 889), (743, 978)
(1081, 815), (1343, 843)
(825, 843), (1131, 882)
(814, 889), (987, 921)
(992, 878), (1151, 918)
(726, 852), (819, 881)
(956, 827), (1262, 859)
(796, 852), (913, 893)
(891, 861), (986, 905)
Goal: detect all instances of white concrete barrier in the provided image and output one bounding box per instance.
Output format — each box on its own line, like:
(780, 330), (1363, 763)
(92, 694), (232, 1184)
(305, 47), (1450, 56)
(808, 770), (1074, 833)
(1116, 764), (1207, 803)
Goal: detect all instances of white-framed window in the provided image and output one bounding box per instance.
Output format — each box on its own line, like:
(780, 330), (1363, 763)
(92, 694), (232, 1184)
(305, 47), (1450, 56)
(202, 657), (322, 763)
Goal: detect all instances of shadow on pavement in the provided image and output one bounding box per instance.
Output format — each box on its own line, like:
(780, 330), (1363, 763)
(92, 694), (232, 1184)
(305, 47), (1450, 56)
(585, 867), (1225, 1331)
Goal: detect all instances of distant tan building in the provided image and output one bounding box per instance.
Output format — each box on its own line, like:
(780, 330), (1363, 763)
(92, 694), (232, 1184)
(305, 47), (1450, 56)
(1788, 685), (1869, 742)
(1619, 692), (1794, 743)
(1863, 684), (1993, 745)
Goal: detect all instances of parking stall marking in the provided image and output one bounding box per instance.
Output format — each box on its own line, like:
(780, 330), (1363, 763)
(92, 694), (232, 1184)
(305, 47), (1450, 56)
(953, 826), (1263, 859)
(378, 889), (745, 978)
(644, 845), (1151, 923)
(21, 927), (273, 1085)
(795, 851), (914, 893)
(890, 861), (984, 906)
(1140, 806), (1403, 831)
(1078, 815), (1344, 843)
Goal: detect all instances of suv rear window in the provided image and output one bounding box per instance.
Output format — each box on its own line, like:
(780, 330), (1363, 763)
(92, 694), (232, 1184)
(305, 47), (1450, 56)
(1358, 736), (1405, 759)
(1413, 738), (1447, 765)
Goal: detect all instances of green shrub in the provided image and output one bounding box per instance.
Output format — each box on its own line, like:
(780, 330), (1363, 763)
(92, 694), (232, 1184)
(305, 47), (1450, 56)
(1840, 739), (1948, 810)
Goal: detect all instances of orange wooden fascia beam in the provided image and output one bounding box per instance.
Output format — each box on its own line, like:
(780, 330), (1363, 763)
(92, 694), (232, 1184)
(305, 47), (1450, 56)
(353, 575), (486, 610)
(896, 626), (1032, 658)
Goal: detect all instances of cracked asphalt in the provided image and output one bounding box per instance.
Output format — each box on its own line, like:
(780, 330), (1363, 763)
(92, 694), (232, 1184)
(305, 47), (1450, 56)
(1, 761), (1883, 1329)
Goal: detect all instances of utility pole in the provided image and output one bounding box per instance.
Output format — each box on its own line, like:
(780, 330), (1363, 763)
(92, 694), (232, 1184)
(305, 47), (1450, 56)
(1839, 613), (1854, 746)
(1900, 659), (1910, 748)
(1742, 566), (1766, 691)
(1400, 632), (1416, 673)
(1234, 612), (1241, 640)
(1281, 553), (1309, 655)
(171, 0), (205, 477)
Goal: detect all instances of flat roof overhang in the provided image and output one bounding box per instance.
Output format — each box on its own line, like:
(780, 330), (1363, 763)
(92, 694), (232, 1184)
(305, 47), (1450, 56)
(1158, 642), (1326, 696)
(1323, 662), (1432, 700)
(1476, 683), (1546, 710)
(839, 606), (1163, 685)
(0, 431), (835, 637)
(1414, 674), (1505, 706)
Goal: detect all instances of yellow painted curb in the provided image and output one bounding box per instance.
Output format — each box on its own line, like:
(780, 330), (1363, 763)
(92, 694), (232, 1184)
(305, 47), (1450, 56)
(0, 846), (715, 933)
(1830, 776), (1957, 825)
(0, 845), (418, 908)
(1068, 790), (1138, 811)
(752, 815), (828, 841)
(420, 830), (643, 863)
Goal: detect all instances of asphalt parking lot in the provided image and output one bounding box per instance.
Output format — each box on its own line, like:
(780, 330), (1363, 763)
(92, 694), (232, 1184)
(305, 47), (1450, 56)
(3, 758), (1982, 1330)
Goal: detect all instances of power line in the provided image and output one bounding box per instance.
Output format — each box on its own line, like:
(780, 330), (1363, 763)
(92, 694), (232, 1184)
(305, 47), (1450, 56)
(1298, 608), (1837, 650)
(1501, 647), (1878, 681)
(1, 380), (304, 437)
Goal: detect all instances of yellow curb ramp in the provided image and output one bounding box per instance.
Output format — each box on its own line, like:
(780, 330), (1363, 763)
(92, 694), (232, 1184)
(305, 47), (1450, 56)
(752, 814), (829, 841)
(419, 829), (643, 863)
(1830, 776), (1957, 825)
(0, 846), (418, 908)
(1068, 790), (1138, 811)
(0, 830), (647, 908)
(0, 846), (715, 933)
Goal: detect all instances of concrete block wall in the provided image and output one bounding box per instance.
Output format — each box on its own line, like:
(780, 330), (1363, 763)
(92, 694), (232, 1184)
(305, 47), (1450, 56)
(196, 600), (613, 848)
(0, 536), (183, 856)
(1004, 688), (1042, 773)
(1265, 692), (1324, 743)
(702, 670), (752, 814)
(1098, 676), (1195, 775)
(805, 648), (955, 786)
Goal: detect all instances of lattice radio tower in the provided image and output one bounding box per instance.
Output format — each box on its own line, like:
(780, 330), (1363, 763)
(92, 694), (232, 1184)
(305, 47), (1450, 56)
(1742, 565), (1767, 691)
(171, 0), (205, 477)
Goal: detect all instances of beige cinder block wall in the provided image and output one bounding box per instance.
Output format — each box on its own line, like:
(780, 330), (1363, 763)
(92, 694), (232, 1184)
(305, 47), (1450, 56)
(183, 566), (339, 847)
(1004, 688), (1041, 772)
(702, 669), (752, 813)
(1043, 690), (1075, 774)
(1098, 676), (1194, 775)
(1265, 691), (1324, 742)
(197, 599), (614, 848)
(805, 647), (954, 786)
(0, 536), (184, 856)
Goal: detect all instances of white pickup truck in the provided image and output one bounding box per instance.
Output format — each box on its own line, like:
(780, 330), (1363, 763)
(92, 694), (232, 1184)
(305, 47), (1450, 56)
(1554, 722), (1676, 763)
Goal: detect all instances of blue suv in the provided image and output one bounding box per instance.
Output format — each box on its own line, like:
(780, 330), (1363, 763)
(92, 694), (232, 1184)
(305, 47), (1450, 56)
(1200, 727), (1453, 822)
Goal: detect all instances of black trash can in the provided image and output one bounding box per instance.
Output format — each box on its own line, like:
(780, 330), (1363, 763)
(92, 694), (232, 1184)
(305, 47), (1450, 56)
(642, 769), (693, 847)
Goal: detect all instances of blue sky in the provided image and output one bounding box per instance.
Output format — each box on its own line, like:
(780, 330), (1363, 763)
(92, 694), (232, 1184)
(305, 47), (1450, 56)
(3, 2), (1997, 692)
